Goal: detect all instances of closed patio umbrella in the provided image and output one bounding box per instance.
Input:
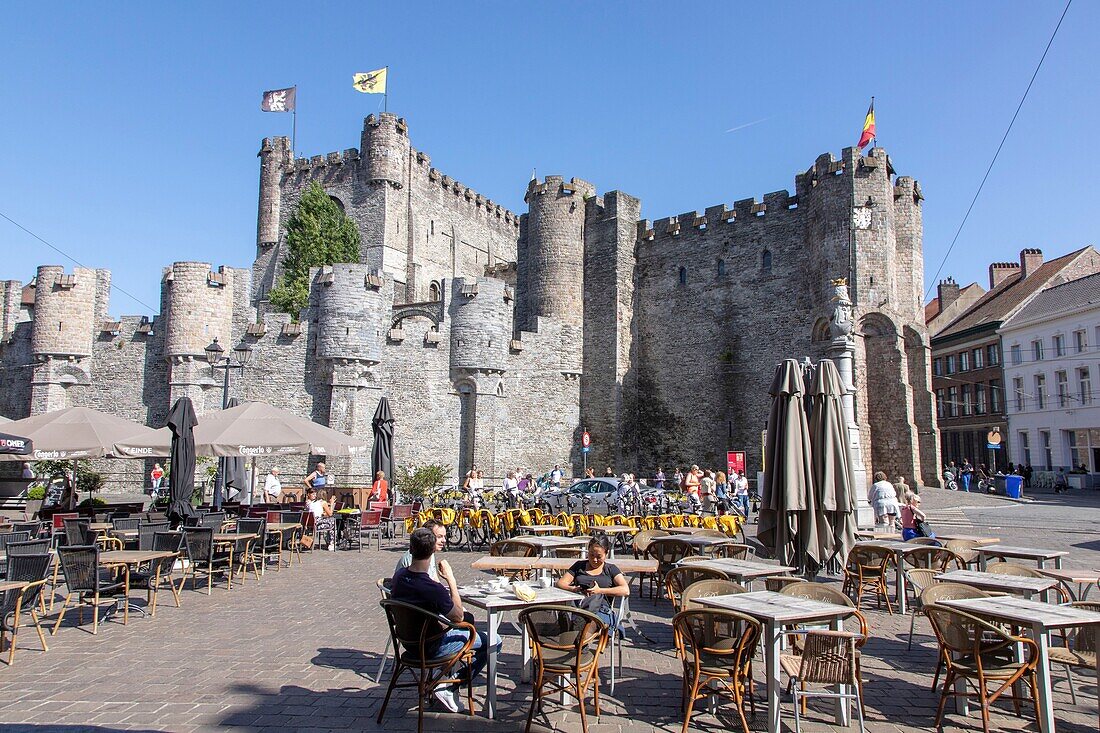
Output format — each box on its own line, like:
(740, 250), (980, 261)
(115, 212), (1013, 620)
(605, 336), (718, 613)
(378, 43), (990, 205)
(371, 397), (394, 485)
(166, 397), (198, 527)
(808, 359), (857, 571)
(757, 359), (821, 573)
(215, 398), (249, 508)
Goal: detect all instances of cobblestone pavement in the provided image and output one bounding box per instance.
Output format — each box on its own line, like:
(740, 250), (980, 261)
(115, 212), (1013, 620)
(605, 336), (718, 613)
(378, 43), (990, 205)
(0, 492), (1098, 733)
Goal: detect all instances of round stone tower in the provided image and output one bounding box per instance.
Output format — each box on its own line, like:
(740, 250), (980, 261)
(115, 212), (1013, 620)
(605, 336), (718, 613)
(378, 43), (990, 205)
(31, 265), (98, 358)
(523, 176), (594, 328)
(257, 136), (290, 247)
(361, 112), (410, 187)
(448, 277), (510, 373)
(315, 263), (391, 365)
(164, 262), (235, 358)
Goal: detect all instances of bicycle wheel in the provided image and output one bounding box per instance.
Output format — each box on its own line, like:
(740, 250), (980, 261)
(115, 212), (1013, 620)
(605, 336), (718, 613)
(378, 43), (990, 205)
(445, 522), (464, 549)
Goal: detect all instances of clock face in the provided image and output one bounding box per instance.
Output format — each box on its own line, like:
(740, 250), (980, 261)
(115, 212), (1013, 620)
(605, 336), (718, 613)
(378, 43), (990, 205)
(852, 207), (872, 230)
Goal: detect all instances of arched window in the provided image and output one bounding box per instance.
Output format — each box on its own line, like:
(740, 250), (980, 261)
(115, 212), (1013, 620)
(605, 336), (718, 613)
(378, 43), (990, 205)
(761, 249), (772, 273)
(716, 259), (726, 278)
(678, 267), (687, 286)
(328, 195), (345, 212)
(428, 281), (441, 302)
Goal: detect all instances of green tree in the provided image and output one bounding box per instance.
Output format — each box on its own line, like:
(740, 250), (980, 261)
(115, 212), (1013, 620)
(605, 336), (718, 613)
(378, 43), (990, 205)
(268, 181), (361, 317)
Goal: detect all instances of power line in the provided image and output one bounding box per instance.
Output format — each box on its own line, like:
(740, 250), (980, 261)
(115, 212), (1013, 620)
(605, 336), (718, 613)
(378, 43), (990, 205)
(0, 209), (159, 313)
(925, 0), (1074, 300)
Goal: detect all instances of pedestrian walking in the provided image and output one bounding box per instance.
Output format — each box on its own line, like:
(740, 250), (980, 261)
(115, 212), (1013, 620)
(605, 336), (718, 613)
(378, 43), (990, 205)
(893, 475), (911, 505)
(263, 467), (282, 503)
(733, 471), (750, 519)
(150, 462), (164, 490)
(959, 459), (973, 492)
(868, 471), (900, 531)
(714, 470), (729, 514)
(700, 469), (716, 513)
(654, 466), (665, 491)
(550, 464), (563, 488)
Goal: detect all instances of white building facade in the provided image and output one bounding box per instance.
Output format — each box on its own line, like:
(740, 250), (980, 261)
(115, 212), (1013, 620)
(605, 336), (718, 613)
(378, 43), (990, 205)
(1000, 272), (1100, 481)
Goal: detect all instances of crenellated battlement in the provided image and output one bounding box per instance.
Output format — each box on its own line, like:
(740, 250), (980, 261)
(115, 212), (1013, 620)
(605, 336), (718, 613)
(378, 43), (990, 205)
(364, 112), (408, 137)
(288, 147), (362, 173)
(638, 189), (800, 242)
(416, 156), (521, 228)
(525, 176), (596, 202)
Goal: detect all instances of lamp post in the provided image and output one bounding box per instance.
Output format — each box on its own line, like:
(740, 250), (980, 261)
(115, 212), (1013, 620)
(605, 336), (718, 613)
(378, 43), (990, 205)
(204, 337), (253, 508)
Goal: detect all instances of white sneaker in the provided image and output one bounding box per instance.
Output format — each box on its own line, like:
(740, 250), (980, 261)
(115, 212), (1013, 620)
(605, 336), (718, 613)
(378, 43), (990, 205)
(433, 686), (459, 713)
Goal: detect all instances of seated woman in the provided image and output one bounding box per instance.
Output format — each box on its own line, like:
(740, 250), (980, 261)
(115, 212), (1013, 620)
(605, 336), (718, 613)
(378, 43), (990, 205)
(900, 494), (932, 541)
(556, 535), (630, 628)
(305, 486), (337, 551)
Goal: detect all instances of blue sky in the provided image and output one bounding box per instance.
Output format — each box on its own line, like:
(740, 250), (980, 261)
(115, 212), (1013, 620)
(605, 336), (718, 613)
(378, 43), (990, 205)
(2, 1), (1095, 316)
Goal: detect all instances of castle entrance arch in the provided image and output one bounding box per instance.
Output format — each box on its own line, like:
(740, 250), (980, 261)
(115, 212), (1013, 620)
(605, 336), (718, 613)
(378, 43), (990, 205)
(456, 381), (476, 479)
(860, 313), (914, 481)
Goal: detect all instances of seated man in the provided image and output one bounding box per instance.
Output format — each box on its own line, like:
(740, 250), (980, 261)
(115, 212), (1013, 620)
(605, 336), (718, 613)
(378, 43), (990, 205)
(391, 527), (494, 713)
(394, 519), (445, 581)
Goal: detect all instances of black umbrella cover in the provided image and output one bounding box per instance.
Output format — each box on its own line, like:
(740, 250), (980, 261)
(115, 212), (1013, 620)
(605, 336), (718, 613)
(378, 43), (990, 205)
(167, 397), (198, 526)
(371, 397), (394, 483)
(0, 432), (32, 455)
(216, 397), (248, 508)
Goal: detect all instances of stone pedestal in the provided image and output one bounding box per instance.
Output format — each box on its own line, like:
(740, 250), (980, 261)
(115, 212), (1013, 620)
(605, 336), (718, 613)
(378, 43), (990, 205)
(828, 339), (874, 529)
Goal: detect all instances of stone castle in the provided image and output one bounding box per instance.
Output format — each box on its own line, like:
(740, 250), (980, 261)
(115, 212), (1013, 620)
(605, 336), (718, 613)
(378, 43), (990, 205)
(0, 112), (939, 487)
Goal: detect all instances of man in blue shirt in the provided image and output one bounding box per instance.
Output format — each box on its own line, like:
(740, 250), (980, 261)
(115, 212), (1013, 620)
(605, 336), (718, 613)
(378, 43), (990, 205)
(391, 528), (491, 713)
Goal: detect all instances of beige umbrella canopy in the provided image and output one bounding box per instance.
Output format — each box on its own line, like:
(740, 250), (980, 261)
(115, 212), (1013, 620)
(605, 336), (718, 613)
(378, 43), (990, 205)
(112, 401), (369, 459)
(0, 406), (162, 461)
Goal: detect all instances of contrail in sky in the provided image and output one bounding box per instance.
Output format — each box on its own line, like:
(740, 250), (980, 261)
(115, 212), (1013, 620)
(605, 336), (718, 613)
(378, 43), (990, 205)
(725, 118), (770, 133)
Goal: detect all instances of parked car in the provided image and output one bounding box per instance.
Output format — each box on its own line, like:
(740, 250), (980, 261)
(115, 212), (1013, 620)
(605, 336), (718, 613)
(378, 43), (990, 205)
(539, 477), (624, 515)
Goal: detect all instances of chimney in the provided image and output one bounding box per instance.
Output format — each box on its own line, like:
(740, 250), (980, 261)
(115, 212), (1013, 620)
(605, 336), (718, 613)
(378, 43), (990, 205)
(988, 261), (1020, 289)
(937, 277), (961, 311)
(1020, 248), (1043, 279)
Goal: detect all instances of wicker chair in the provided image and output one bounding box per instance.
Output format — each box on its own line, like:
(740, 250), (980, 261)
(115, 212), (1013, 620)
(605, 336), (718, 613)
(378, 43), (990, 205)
(645, 538), (694, 600)
(128, 532), (183, 617)
(1048, 600), (1100, 705)
(904, 568), (942, 649)
(680, 579), (746, 611)
(925, 604), (1039, 733)
(905, 536), (942, 546)
(665, 565), (730, 613)
(904, 546), (961, 571)
(0, 532), (31, 554)
(920, 582), (992, 690)
(51, 545), (126, 635)
(519, 605), (609, 733)
(376, 598), (477, 732)
(842, 546), (894, 613)
(137, 522), (170, 551)
(765, 574), (804, 592)
(673, 608), (761, 733)
(705, 542), (754, 560)
(111, 517), (141, 531)
(234, 519), (265, 582)
(632, 529), (669, 597)
(181, 527), (234, 594)
(943, 539), (980, 569)
(781, 630), (865, 733)
(489, 539), (540, 580)
(985, 562), (1070, 602)
(4, 540), (50, 558)
(0, 553), (52, 664)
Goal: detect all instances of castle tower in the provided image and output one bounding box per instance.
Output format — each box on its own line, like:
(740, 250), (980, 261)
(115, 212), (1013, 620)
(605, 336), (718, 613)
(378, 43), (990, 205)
(360, 113), (412, 285)
(163, 262), (238, 413)
(253, 136), (292, 303)
(448, 277), (509, 477)
(29, 265), (108, 413)
(522, 176), (594, 330)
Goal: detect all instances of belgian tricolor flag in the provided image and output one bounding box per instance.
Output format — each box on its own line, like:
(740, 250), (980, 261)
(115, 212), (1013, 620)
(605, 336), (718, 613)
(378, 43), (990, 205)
(858, 98), (875, 149)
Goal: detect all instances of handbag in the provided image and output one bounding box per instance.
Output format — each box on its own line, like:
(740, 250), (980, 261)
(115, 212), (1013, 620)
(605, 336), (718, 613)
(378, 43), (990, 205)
(299, 534), (315, 549)
(916, 519), (933, 538)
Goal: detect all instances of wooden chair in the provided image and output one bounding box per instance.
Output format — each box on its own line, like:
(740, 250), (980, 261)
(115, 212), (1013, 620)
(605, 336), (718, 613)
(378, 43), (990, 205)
(780, 630), (865, 733)
(842, 546), (894, 613)
(925, 604), (1039, 733)
(519, 604), (608, 733)
(1049, 600), (1100, 705)
(673, 608), (761, 733)
(377, 599), (476, 732)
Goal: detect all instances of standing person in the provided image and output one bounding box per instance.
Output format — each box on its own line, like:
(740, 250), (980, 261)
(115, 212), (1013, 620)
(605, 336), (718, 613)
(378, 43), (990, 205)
(370, 470), (389, 505)
(149, 462), (164, 491)
(22, 462), (35, 480)
(683, 465), (701, 513)
(1023, 464), (1034, 488)
(604, 466), (615, 477)
(263, 467), (282, 503)
(700, 470), (716, 514)
(673, 467), (684, 490)
(304, 486), (337, 550)
(733, 471), (750, 519)
(304, 462), (330, 497)
(550, 464), (563, 489)
(959, 459), (973, 493)
(556, 535), (630, 628)
(868, 471), (900, 531)
(893, 475), (911, 505)
(714, 471), (729, 515)
(391, 527), (495, 713)
(901, 493), (932, 541)
(503, 470), (519, 508)
(583, 467), (595, 479)
(654, 466), (665, 491)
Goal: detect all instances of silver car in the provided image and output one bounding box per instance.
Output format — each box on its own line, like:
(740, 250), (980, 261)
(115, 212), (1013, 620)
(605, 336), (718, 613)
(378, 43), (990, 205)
(539, 477), (623, 515)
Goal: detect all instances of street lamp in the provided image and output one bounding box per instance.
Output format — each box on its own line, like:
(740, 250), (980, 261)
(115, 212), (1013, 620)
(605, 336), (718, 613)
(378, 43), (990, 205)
(204, 337), (253, 507)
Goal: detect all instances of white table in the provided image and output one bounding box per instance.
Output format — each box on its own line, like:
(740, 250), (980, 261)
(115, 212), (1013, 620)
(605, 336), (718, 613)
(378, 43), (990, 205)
(853, 539), (929, 614)
(936, 569), (1059, 599)
(1037, 568), (1100, 601)
(682, 558), (797, 588)
(941, 595), (1100, 733)
(516, 524), (570, 535)
(459, 585), (583, 719)
(977, 545), (1068, 571)
(694, 590), (855, 733)
(511, 535), (590, 558)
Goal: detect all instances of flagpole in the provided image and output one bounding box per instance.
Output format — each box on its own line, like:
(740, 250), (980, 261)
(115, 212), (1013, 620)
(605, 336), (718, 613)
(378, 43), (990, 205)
(292, 85), (298, 152)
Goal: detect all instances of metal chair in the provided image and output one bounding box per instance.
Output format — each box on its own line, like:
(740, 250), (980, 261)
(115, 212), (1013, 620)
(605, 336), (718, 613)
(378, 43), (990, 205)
(665, 565), (730, 613)
(520, 604), (609, 733)
(356, 510), (383, 552)
(376, 598), (477, 732)
(374, 578), (394, 683)
(52, 545), (127, 635)
(0, 553), (52, 664)
(673, 607), (761, 733)
(780, 630), (865, 733)
(842, 546), (894, 613)
(128, 532), (183, 616)
(925, 604), (1039, 733)
(1049, 600), (1100, 704)
(181, 527), (234, 594)
(0, 532), (31, 554)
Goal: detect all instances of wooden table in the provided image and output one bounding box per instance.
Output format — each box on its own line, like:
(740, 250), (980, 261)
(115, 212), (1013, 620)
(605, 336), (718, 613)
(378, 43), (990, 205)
(89, 523), (113, 532)
(99, 550), (178, 623)
(977, 545), (1068, 570)
(695, 590), (856, 733)
(213, 532), (258, 543)
(664, 526), (714, 535)
(854, 539), (931, 614)
(594, 524), (636, 535)
(471, 556), (538, 573)
(936, 569), (1059, 599)
(459, 584), (583, 719)
(673, 535), (738, 553)
(1037, 568), (1100, 601)
(517, 524), (570, 535)
(855, 530), (902, 541)
(0, 580), (27, 592)
(511, 535), (590, 557)
(683, 558), (797, 586)
(936, 534), (1001, 546)
(941, 595), (1100, 733)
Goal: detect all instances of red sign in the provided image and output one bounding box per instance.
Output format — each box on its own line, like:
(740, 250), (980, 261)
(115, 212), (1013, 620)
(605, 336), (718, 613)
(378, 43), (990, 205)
(581, 431), (591, 448)
(726, 451), (746, 476)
